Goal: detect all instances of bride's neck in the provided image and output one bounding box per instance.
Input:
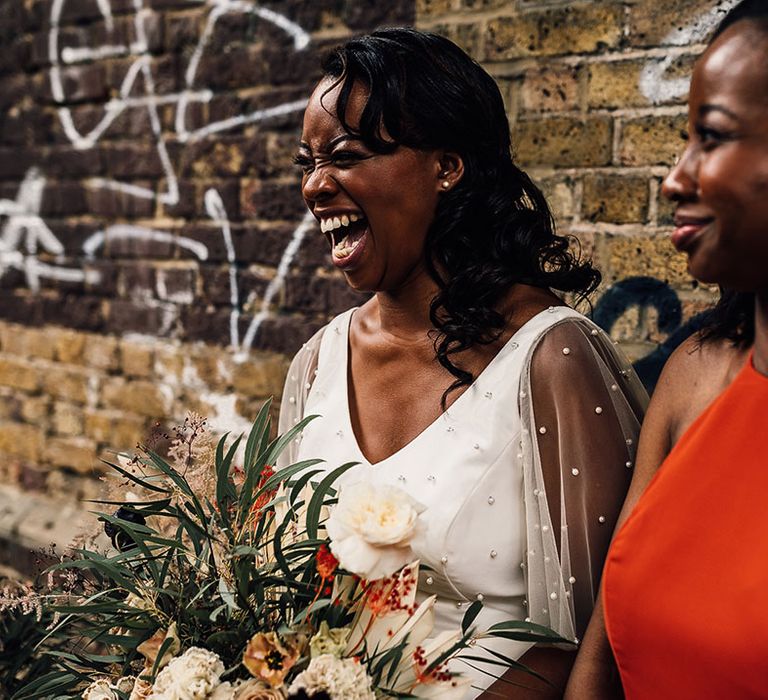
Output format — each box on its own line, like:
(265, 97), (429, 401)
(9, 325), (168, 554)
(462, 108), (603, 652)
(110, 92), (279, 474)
(374, 275), (439, 339)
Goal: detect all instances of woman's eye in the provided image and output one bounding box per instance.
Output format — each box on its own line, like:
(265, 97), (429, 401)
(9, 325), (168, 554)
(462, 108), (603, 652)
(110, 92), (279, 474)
(696, 126), (727, 149)
(292, 154), (314, 173)
(331, 150), (365, 166)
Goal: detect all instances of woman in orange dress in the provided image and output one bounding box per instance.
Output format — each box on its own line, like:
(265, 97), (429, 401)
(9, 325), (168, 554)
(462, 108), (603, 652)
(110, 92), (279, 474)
(601, 1), (768, 697)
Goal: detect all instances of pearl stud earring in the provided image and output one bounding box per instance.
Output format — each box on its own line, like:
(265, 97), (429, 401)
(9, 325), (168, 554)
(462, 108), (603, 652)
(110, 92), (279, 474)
(441, 180), (450, 189)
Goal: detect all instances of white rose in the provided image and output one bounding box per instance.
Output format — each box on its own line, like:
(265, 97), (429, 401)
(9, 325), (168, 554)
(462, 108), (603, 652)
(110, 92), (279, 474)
(209, 682), (237, 700)
(234, 679), (287, 699)
(326, 481), (425, 580)
(287, 654), (375, 700)
(148, 647), (225, 700)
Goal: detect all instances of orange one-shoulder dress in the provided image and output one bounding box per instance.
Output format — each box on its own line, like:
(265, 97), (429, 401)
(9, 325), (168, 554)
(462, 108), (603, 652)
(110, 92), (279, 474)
(603, 354), (768, 699)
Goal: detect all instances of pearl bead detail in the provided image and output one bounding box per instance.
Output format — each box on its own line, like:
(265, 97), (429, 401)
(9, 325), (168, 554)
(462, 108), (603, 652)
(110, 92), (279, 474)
(550, 592), (558, 600)
(441, 556), (448, 564)
(442, 180), (451, 189)
(487, 496), (495, 505)
(598, 516), (606, 523)
(288, 396), (296, 404)
(542, 525), (549, 533)
(590, 328), (599, 336)
(562, 347), (571, 355)
(476, 593), (484, 602)
(625, 461), (633, 468)
(426, 576), (434, 585)
(595, 406), (603, 414)
(611, 384), (618, 391)
(490, 549), (497, 558)
(571, 468), (579, 476)
(539, 426), (547, 434)
(569, 576), (576, 584)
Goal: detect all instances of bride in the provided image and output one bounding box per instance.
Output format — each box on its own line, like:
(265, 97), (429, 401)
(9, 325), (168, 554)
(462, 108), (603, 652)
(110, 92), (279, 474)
(278, 28), (646, 699)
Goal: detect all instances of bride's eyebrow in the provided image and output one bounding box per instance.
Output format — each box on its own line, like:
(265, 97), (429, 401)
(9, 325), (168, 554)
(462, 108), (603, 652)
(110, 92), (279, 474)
(298, 135), (364, 154)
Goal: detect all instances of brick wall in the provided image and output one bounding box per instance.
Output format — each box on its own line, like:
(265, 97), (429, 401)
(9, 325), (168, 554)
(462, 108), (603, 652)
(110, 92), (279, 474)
(0, 0), (731, 564)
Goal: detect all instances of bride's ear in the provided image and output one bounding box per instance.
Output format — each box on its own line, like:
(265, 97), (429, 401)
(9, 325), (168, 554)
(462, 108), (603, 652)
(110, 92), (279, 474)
(436, 152), (465, 192)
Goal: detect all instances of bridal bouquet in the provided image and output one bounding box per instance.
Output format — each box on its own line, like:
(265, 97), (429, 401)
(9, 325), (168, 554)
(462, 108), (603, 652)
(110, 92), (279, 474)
(2, 404), (564, 699)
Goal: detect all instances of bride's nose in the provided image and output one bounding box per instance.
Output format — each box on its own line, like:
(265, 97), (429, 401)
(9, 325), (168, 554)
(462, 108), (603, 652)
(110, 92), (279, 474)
(302, 165), (339, 203)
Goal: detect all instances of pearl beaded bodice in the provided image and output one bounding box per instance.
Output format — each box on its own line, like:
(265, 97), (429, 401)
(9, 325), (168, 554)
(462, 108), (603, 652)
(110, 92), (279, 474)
(295, 306), (581, 696)
(280, 302), (646, 698)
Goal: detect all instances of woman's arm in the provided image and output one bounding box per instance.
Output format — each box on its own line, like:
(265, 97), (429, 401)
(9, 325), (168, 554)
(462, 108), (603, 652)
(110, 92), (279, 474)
(479, 317), (647, 698)
(564, 336), (705, 699)
(482, 646), (575, 699)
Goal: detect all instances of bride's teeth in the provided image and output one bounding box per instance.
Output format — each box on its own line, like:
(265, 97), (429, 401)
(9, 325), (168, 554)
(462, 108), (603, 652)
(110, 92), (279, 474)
(349, 213), (359, 223)
(332, 216), (341, 229)
(341, 214), (349, 226)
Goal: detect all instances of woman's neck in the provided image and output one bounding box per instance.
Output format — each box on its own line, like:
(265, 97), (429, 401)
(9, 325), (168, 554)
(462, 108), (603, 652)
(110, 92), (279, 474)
(753, 292), (768, 376)
(373, 276), (439, 340)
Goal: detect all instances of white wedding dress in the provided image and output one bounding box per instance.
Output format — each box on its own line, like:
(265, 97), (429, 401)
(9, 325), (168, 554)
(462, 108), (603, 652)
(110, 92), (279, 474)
(279, 305), (647, 698)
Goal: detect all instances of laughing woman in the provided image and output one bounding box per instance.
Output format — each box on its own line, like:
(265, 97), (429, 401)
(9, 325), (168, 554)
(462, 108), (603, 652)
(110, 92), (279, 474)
(278, 29), (646, 699)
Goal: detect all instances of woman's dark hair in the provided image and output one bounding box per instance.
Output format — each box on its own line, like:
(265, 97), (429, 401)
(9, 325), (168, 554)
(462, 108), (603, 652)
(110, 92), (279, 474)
(698, 289), (755, 348)
(320, 28), (600, 400)
(695, 0), (764, 349)
(712, 0), (768, 41)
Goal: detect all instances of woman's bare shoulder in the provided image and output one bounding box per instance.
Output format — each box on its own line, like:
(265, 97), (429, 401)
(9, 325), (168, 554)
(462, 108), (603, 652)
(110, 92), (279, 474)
(652, 333), (748, 442)
(656, 333), (744, 392)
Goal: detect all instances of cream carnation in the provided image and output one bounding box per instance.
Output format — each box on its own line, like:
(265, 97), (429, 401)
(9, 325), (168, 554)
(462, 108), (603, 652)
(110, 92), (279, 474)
(326, 481), (425, 580)
(148, 647), (225, 699)
(82, 679), (119, 700)
(287, 654), (375, 700)
(83, 677), (136, 700)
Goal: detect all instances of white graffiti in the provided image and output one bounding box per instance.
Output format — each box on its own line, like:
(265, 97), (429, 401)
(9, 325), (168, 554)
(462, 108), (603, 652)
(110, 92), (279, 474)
(49, 0), (309, 205)
(639, 0), (739, 104)
(32, 0), (316, 351)
(0, 168), (100, 292)
(239, 210), (315, 356)
(82, 226), (210, 262)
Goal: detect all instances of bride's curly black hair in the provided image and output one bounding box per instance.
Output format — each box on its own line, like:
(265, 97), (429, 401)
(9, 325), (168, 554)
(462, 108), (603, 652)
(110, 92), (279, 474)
(321, 28), (600, 397)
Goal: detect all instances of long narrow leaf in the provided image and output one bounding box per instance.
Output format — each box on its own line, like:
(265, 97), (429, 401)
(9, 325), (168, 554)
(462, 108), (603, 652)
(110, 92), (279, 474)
(305, 462), (359, 540)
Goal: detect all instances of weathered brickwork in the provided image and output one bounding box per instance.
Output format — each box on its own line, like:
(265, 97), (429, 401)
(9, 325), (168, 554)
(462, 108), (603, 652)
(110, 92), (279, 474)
(0, 0), (733, 559)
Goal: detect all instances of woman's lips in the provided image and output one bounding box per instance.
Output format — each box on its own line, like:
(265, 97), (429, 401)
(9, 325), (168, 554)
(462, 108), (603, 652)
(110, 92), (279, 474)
(670, 217), (714, 252)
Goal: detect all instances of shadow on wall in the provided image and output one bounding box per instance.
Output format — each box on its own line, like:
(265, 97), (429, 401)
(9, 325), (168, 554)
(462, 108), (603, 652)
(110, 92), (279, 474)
(592, 276), (709, 393)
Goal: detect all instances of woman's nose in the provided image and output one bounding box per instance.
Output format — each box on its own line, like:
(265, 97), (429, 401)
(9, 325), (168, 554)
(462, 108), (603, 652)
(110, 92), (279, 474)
(302, 165), (338, 202)
(661, 144), (699, 202)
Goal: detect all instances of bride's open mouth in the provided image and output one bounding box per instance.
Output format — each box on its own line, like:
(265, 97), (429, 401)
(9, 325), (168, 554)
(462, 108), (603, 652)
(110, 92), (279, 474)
(319, 213), (370, 269)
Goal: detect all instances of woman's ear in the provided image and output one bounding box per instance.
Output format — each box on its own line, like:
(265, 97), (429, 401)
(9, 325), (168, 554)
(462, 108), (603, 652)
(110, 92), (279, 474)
(437, 152), (464, 192)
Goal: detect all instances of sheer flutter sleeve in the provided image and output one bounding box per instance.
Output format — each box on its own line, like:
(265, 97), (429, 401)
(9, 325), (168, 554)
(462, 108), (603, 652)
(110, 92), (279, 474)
(277, 327), (325, 469)
(520, 316), (648, 642)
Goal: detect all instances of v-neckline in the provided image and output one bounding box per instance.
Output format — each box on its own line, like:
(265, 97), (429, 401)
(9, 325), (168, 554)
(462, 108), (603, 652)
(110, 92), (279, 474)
(339, 306), (563, 467)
